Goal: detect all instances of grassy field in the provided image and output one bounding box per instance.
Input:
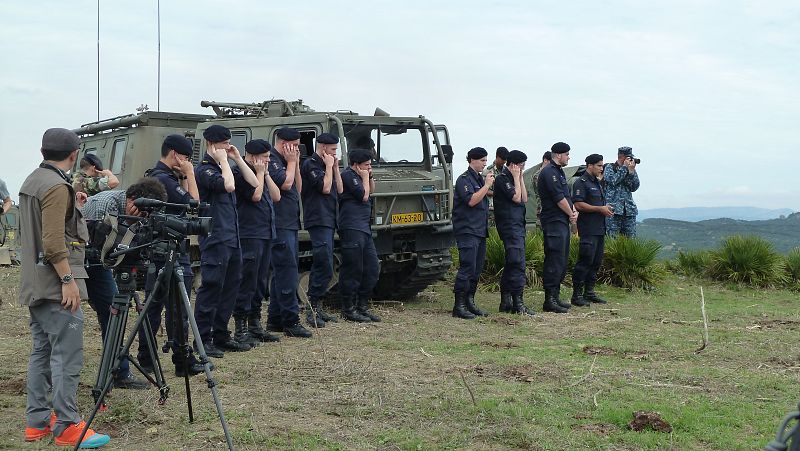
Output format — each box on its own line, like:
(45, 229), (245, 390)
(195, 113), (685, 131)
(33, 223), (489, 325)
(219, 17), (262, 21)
(0, 265), (798, 450)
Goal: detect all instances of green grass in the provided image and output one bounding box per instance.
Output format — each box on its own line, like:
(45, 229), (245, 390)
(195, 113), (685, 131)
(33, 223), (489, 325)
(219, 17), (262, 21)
(0, 267), (798, 450)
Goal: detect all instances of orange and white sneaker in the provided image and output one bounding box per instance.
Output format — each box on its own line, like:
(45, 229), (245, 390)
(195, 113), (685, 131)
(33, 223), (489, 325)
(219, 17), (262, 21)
(54, 421), (110, 448)
(24, 412), (56, 442)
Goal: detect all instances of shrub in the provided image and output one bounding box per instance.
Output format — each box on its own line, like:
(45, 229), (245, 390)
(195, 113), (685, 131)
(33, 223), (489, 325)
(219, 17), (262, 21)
(706, 235), (787, 287)
(785, 248), (800, 289)
(599, 236), (665, 289)
(481, 228), (545, 290)
(672, 250), (712, 276)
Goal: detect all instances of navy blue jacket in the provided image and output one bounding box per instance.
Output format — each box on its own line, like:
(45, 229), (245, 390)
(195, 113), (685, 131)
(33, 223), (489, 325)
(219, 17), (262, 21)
(452, 168), (488, 237)
(537, 163), (572, 225)
(493, 166), (526, 231)
(235, 161), (275, 240)
(268, 148), (300, 231)
(572, 173), (606, 236)
(195, 154), (240, 248)
(338, 167), (372, 234)
(301, 153), (337, 229)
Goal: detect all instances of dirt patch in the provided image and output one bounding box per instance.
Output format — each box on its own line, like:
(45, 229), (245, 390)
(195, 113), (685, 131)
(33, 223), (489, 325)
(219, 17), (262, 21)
(582, 345), (616, 356)
(490, 316), (520, 326)
(574, 422), (617, 435)
(767, 356), (800, 368)
(628, 411), (672, 433)
(479, 341), (519, 349)
(755, 320), (800, 330)
(624, 350), (650, 361)
(0, 376), (26, 395)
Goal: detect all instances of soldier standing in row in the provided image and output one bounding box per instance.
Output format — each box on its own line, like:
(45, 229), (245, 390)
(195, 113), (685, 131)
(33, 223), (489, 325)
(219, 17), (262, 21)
(493, 150), (534, 315)
(232, 139), (282, 345)
(537, 142), (576, 314)
(301, 133), (342, 327)
(571, 154), (612, 306)
(267, 128), (312, 338)
(338, 148), (381, 322)
(194, 125), (259, 356)
(451, 147), (492, 319)
(604, 146), (640, 237)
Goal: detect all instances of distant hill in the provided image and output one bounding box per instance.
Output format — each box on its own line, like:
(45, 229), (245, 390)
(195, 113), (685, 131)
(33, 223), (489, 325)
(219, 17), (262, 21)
(638, 206), (794, 222)
(637, 212), (800, 259)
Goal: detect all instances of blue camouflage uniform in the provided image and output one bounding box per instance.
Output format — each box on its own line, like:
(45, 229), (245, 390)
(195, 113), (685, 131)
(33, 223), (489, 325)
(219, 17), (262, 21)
(233, 161), (275, 322)
(537, 163), (572, 291)
(301, 153), (338, 302)
(194, 155), (243, 347)
(571, 172), (606, 289)
(493, 167), (527, 295)
(452, 168), (489, 296)
(267, 148), (302, 329)
(338, 167), (380, 302)
(603, 162), (639, 237)
(137, 161), (197, 367)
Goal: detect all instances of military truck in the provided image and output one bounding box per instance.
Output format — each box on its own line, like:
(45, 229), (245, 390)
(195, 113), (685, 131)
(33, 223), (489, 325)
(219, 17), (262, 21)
(72, 100), (455, 301)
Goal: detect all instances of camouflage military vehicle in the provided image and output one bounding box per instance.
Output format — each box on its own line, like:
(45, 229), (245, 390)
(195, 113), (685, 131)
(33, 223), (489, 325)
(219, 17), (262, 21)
(73, 100), (455, 301)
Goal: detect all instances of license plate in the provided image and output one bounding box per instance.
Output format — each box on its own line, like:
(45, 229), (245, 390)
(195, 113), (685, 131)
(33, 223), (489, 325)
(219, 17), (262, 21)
(391, 212), (423, 224)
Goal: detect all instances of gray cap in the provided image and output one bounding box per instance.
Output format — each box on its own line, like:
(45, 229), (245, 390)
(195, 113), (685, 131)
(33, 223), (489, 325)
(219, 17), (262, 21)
(42, 128), (80, 153)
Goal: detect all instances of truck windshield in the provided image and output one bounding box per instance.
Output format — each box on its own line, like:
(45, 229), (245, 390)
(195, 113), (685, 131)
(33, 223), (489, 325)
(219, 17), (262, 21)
(344, 124), (425, 164)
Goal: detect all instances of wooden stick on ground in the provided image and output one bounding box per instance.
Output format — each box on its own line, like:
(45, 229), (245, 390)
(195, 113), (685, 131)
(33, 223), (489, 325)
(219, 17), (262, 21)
(695, 286), (709, 353)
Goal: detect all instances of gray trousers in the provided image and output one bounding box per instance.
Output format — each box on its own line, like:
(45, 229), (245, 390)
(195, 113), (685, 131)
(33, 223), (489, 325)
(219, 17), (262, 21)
(26, 301), (84, 436)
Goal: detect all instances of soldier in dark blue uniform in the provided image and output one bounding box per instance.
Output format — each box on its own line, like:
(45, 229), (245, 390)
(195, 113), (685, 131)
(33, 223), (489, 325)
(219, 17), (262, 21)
(231, 139), (282, 345)
(194, 125), (260, 356)
(338, 148), (380, 322)
(571, 154), (613, 306)
(537, 142), (577, 313)
(493, 150), (534, 315)
(451, 147), (493, 319)
(137, 134), (206, 375)
(267, 127), (312, 338)
(301, 132), (342, 327)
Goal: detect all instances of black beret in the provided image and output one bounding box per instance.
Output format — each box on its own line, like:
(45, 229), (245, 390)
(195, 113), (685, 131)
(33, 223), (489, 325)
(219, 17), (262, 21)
(551, 142), (570, 154)
(42, 128), (80, 153)
(496, 146), (509, 159)
(276, 127), (301, 141)
(348, 148), (372, 164)
(618, 146), (634, 157)
(245, 139), (272, 155)
(542, 151), (552, 162)
(203, 125), (231, 143)
(82, 153), (103, 170)
(506, 150), (527, 164)
(356, 136), (375, 148)
(467, 147), (488, 161)
(585, 154), (603, 165)
(317, 133), (339, 144)
(163, 134), (193, 156)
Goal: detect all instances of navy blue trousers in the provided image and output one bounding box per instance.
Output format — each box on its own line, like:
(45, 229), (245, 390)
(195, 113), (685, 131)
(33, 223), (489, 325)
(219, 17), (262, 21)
(194, 243), (242, 343)
(498, 228), (526, 295)
(268, 228), (300, 327)
(234, 238), (271, 317)
(307, 226), (335, 300)
(338, 229), (380, 299)
(137, 257), (193, 364)
(454, 233), (486, 294)
(86, 264), (130, 377)
(542, 221), (570, 289)
(572, 234), (605, 286)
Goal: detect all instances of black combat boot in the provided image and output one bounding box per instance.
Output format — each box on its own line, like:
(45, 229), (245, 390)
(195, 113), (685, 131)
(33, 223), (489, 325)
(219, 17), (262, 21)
(248, 314), (280, 342)
(571, 283), (590, 307)
(510, 293), (535, 315)
(313, 299), (338, 323)
(341, 295), (371, 322)
(499, 292), (513, 313)
(554, 286), (572, 310)
(465, 292), (488, 317)
(543, 288), (569, 313)
(214, 332), (252, 352)
(306, 302), (326, 328)
(233, 316), (260, 348)
(284, 322), (313, 338)
(452, 291), (476, 319)
(173, 349), (210, 377)
(584, 283), (608, 304)
(357, 296), (381, 322)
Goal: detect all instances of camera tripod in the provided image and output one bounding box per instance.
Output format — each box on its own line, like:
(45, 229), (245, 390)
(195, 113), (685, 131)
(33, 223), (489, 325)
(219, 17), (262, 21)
(77, 239), (234, 450)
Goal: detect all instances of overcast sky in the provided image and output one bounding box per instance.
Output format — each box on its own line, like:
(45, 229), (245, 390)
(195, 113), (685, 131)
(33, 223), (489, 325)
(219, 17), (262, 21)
(2, 0), (798, 210)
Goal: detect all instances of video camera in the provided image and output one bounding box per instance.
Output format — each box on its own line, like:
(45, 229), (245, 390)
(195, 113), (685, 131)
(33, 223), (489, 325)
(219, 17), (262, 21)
(89, 198), (212, 270)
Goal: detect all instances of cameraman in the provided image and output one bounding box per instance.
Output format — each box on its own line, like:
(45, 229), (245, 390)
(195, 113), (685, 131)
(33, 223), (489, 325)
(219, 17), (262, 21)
(83, 179), (168, 389)
(138, 134), (205, 376)
(603, 146), (640, 237)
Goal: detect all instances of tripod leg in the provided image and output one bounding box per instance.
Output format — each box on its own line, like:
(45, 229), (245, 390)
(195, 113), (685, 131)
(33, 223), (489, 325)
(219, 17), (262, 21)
(132, 291), (169, 404)
(92, 293), (131, 406)
(174, 264), (235, 451)
(170, 266), (194, 420)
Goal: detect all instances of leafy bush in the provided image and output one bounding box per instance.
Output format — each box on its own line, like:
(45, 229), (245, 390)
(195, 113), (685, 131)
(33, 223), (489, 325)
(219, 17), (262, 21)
(672, 250), (712, 276)
(785, 247), (800, 289)
(481, 228), (545, 290)
(706, 235), (787, 287)
(599, 236), (665, 289)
